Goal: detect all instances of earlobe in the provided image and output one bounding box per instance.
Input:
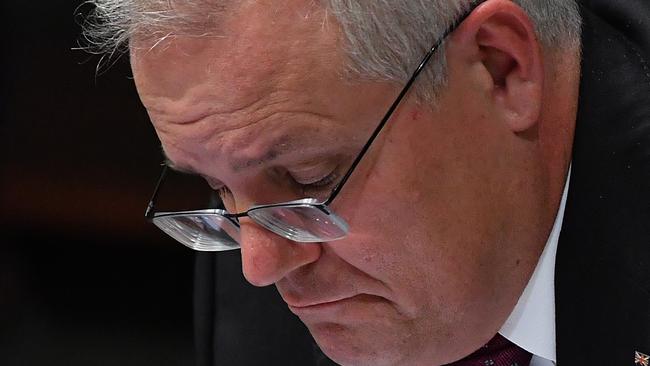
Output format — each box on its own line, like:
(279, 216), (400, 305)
(455, 0), (544, 133)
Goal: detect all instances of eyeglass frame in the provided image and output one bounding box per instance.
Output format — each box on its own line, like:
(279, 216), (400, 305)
(144, 0), (486, 236)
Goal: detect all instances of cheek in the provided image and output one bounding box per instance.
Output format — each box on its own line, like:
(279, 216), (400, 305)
(326, 124), (505, 305)
(331, 165), (501, 313)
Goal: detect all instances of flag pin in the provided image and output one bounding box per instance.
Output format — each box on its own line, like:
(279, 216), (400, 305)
(636, 351), (649, 366)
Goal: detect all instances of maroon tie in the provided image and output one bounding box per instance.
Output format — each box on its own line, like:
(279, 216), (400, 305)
(444, 333), (533, 366)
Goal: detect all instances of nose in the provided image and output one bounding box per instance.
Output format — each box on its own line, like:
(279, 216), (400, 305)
(239, 222), (322, 287)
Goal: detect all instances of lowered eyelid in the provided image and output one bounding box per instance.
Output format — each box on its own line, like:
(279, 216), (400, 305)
(289, 158), (337, 172)
(288, 162), (336, 179)
(203, 176), (226, 190)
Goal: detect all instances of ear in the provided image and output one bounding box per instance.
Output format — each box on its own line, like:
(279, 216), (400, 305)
(451, 0), (544, 133)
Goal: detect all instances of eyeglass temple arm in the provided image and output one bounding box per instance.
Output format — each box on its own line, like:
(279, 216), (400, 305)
(145, 164), (169, 219)
(324, 0), (485, 206)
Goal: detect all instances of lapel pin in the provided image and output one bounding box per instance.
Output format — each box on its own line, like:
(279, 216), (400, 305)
(635, 351), (649, 366)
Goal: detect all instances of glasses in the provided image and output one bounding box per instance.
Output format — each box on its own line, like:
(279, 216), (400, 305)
(144, 0), (485, 251)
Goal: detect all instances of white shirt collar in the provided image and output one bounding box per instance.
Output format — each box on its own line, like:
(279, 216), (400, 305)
(498, 168), (571, 364)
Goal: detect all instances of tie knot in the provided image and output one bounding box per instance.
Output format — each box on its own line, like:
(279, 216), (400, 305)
(445, 333), (532, 366)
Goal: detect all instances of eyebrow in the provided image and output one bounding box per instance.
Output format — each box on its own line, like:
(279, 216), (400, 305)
(229, 143), (292, 172)
(162, 135), (306, 175)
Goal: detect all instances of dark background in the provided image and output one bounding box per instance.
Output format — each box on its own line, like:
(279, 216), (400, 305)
(1, 2), (196, 365)
(2, 1), (647, 366)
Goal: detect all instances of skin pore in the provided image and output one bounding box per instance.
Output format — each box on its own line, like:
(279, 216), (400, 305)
(130, 0), (579, 365)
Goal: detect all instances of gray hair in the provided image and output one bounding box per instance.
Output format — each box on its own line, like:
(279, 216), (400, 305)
(81, 0), (581, 101)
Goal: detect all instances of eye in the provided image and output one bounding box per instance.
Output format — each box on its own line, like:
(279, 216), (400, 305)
(203, 176), (229, 199)
(213, 186), (239, 212)
(215, 185), (231, 199)
(291, 170), (339, 193)
(204, 177), (234, 211)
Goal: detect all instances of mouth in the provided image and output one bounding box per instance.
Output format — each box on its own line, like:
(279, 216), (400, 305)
(287, 294), (383, 317)
(288, 298), (348, 310)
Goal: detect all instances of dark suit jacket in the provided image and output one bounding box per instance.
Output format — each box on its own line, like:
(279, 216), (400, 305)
(193, 3), (650, 365)
(555, 1), (650, 365)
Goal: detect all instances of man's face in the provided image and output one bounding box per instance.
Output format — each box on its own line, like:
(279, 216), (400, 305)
(131, 1), (549, 365)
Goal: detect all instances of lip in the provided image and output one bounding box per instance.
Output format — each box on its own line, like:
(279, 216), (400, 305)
(287, 296), (353, 311)
(287, 294), (379, 317)
(288, 301), (347, 318)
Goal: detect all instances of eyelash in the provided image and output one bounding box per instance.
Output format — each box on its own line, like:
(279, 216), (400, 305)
(212, 170), (339, 201)
(295, 171), (339, 192)
(215, 186), (232, 200)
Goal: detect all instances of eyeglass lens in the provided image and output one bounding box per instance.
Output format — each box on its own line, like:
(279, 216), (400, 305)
(153, 202), (349, 251)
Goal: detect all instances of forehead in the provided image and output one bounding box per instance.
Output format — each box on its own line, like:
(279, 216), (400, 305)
(130, 0), (341, 121)
(129, 0), (397, 178)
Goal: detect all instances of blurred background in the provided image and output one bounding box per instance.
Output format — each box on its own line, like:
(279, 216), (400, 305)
(0, 1), (195, 365)
(3, 1), (645, 366)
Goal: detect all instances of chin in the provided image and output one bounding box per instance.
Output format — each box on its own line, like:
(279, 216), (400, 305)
(307, 322), (407, 366)
(306, 319), (477, 366)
